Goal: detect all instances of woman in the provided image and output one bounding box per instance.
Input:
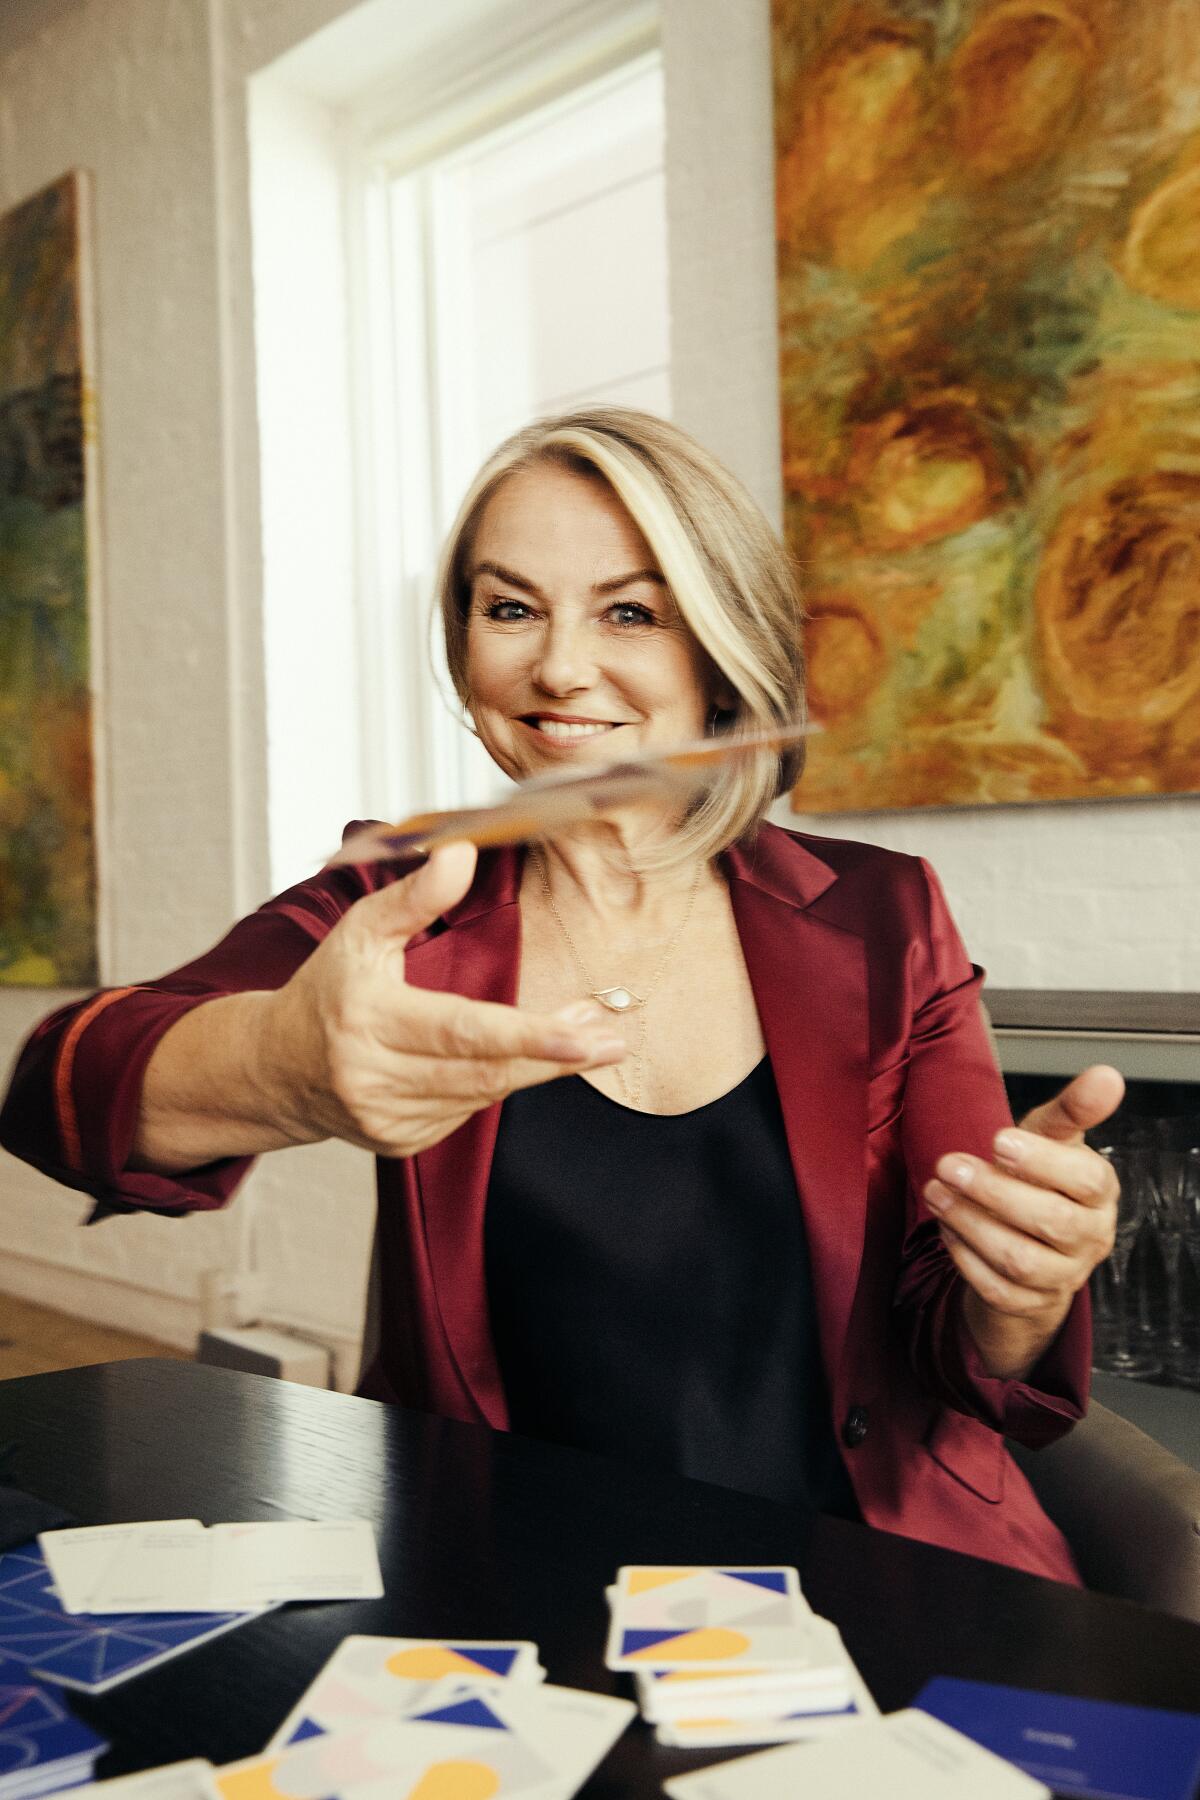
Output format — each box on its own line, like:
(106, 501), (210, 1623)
(0, 409), (1119, 1583)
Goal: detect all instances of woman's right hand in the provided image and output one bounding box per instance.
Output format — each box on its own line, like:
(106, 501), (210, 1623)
(256, 842), (627, 1157)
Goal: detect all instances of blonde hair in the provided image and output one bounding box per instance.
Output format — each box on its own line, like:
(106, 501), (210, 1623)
(435, 407), (806, 868)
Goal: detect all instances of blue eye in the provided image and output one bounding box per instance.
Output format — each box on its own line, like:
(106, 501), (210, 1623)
(486, 599), (532, 621)
(609, 603), (655, 627)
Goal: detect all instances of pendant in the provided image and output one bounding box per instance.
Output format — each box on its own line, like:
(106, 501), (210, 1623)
(593, 986), (644, 1012)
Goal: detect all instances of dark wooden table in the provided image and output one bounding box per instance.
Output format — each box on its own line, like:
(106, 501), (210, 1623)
(4, 1359), (1200, 1798)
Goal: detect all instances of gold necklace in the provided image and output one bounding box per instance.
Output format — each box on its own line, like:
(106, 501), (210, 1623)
(533, 849), (704, 1108)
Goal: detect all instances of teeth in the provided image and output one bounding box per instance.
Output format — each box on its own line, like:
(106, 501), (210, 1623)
(534, 719), (613, 739)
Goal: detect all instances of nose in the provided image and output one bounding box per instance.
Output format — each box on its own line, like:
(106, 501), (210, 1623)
(532, 611), (596, 696)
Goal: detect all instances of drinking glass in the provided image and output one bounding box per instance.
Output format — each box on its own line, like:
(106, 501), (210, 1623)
(1091, 1145), (1161, 1379)
(1175, 1146), (1200, 1389)
(1149, 1136), (1192, 1379)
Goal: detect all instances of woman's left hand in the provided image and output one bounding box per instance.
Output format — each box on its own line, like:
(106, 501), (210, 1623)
(924, 1064), (1124, 1378)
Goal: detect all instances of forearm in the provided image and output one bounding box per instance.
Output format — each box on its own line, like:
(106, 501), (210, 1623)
(961, 1286), (1073, 1381)
(129, 990), (322, 1173)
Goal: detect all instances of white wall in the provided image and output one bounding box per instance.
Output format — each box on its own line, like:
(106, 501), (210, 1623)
(1, 0), (1196, 1380)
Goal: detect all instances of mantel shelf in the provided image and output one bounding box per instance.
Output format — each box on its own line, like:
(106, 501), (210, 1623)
(983, 991), (1200, 1084)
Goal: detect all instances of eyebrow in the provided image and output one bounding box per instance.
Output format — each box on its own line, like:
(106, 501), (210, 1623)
(471, 559), (666, 598)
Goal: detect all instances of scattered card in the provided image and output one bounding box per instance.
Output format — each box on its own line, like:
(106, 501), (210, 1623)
(216, 1678), (634, 1800)
(914, 1676), (1200, 1800)
(636, 1617), (856, 1721)
(38, 1525), (203, 1616)
(0, 1657), (108, 1799)
(662, 1709), (1051, 1799)
(267, 1635), (546, 1749)
(605, 1567), (813, 1671)
(82, 1521), (382, 1615)
(0, 1543), (264, 1695)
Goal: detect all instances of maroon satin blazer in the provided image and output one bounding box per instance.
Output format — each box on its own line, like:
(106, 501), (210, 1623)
(0, 824), (1087, 1584)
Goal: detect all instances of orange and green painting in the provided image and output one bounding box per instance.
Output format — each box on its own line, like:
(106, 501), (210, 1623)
(0, 172), (97, 983)
(774, 0), (1200, 810)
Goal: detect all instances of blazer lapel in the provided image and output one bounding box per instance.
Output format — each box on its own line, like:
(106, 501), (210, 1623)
(404, 849), (522, 1428)
(726, 833), (870, 1393)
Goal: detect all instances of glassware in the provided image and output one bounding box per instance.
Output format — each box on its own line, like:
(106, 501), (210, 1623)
(1174, 1145), (1200, 1390)
(1091, 1145), (1162, 1379)
(1149, 1132), (1192, 1380)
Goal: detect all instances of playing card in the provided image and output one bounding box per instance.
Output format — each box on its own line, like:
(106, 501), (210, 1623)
(605, 1567), (813, 1671)
(0, 1657), (108, 1798)
(654, 1655), (879, 1748)
(39, 1525), (204, 1615)
(267, 1636), (546, 1749)
(662, 1709), (1051, 1800)
(216, 1679), (634, 1800)
(635, 1617), (856, 1721)
(83, 1521), (382, 1614)
(0, 1544), (263, 1695)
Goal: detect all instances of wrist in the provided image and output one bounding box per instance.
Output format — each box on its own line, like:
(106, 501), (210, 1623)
(245, 988), (328, 1149)
(961, 1285), (1072, 1381)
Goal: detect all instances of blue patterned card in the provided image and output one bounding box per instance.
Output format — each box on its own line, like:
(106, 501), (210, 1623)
(0, 1544), (262, 1695)
(915, 1677), (1200, 1800)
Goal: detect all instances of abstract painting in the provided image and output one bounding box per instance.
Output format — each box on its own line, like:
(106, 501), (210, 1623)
(773, 0), (1200, 810)
(0, 172), (97, 983)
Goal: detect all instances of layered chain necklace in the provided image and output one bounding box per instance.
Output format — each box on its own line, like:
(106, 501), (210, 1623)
(533, 849), (704, 1109)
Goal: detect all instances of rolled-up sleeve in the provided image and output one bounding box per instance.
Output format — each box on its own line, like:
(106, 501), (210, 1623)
(0, 860), (374, 1217)
(892, 859), (1090, 1446)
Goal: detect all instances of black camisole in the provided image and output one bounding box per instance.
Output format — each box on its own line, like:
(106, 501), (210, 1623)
(483, 1059), (858, 1516)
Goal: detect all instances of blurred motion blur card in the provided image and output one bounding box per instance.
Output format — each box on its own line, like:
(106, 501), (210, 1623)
(663, 1710), (1049, 1800)
(268, 1635), (546, 1748)
(914, 1676), (1200, 1800)
(605, 1567), (811, 1670)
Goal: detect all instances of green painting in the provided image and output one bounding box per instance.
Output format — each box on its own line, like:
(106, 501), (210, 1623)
(0, 172), (97, 985)
(773, 0), (1200, 810)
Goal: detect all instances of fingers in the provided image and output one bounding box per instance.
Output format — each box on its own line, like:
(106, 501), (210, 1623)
(1018, 1063), (1125, 1143)
(938, 1223), (1064, 1319)
(351, 842), (480, 947)
(377, 985), (627, 1070)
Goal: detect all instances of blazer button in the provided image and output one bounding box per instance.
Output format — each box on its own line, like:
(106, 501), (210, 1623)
(841, 1405), (869, 1449)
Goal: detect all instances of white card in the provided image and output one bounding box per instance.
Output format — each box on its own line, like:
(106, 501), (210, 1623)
(637, 1618), (857, 1720)
(39, 1523), (204, 1615)
(654, 1655), (879, 1747)
(606, 1567), (812, 1671)
(81, 1520), (383, 1613)
(266, 1635), (546, 1749)
(208, 1520), (384, 1607)
(662, 1709), (1051, 1800)
(216, 1679), (634, 1800)
(68, 1762), (220, 1800)
(82, 1525), (216, 1615)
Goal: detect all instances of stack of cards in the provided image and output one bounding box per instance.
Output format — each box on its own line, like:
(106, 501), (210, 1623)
(603, 1566), (877, 1747)
(39, 1521), (382, 1615)
(0, 1657), (108, 1798)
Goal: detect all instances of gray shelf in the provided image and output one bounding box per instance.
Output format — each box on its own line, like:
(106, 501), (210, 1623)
(984, 990), (1200, 1084)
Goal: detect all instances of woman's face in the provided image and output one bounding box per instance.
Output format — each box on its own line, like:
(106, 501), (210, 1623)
(464, 461), (716, 784)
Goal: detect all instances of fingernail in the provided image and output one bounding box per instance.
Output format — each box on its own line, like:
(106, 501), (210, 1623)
(554, 1001), (604, 1027)
(925, 1182), (952, 1217)
(950, 1160), (973, 1190)
(995, 1131), (1022, 1164)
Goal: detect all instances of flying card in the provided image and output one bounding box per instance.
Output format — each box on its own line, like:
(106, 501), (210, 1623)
(216, 1679), (634, 1800)
(267, 1636), (546, 1749)
(662, 1709), (1051, 1800)
(605, 1567), (813, 1671)
(330, 720), (816, 865)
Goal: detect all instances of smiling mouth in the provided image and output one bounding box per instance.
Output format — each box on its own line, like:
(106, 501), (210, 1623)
(520, 716), (622, 741)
